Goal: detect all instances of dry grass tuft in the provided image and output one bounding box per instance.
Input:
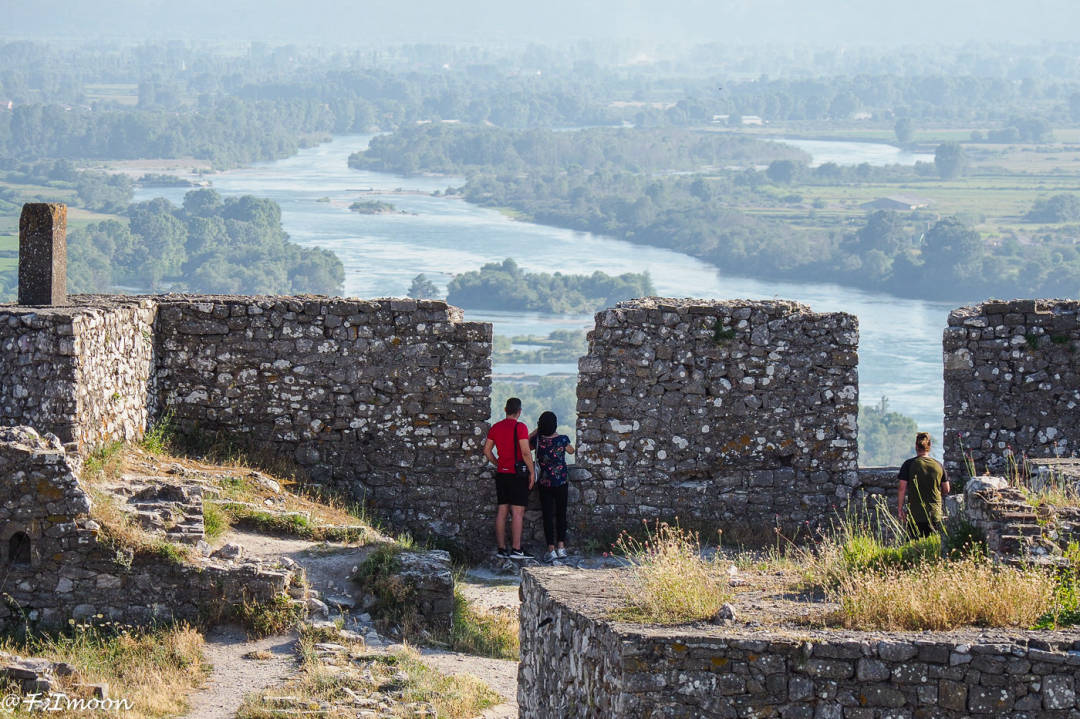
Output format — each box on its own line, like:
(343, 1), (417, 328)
(610, 521), (730, 624)
(238, 628), (499, 719)
(0, 623), (206, 718)
(829, 558), (1055, 631)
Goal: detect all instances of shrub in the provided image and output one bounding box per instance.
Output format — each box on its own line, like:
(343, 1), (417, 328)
(610, 521), (730, 624)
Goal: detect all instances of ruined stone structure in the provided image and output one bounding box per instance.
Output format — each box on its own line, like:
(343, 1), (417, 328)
(520, 566), (1080, 718)
(0, 291), (874, 553)
(574, 298), (859, 542)
(0, 294), (492, 551)
(944, 299), (1080, 476)
(963, 474), (1080, 564)
(0, 426), (292, 630)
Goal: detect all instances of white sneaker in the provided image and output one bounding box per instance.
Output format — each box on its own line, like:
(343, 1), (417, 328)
(544, 550), (558, 563)
(556, 547), (568, 558)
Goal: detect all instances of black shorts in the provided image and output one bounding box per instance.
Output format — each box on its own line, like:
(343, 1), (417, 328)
(495, 472), (530, 507)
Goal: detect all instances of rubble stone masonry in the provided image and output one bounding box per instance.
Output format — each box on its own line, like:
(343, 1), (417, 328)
(574, 298), (859, 542)
(944, 299), (1080, 476)
(152, 295), (492, 547)
(520, 566), (1080, 719)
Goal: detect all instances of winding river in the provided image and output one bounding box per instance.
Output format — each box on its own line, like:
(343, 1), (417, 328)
(134, 135), (958, 443)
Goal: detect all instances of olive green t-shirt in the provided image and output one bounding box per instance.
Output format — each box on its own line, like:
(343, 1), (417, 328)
(898, 456), (948, 525)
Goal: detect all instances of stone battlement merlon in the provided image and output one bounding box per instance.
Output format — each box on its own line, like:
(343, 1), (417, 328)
(944, 298), (1080, 477)
(576, 297), (859, 543)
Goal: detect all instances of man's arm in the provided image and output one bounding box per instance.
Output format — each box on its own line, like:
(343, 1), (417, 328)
(940, 465), (950, 496)
(518, 436), (536, 489)
(483, 438), (497, 468)
(897, 479), (908, 523)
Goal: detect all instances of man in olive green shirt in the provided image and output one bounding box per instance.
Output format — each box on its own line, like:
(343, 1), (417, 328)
(897, 432), (950, 537)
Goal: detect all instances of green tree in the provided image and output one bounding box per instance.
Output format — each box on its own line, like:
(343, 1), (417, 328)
(922, 217), (984, 269)
(1024, 194), (1080, 223)
(934, 142), (967, 179)
(766, 159), (800, 184)
(853, 210), (908, 256)
(894, 117), (914, 145)
(858, 397), (919, 466)
(407, 273), (441, 299)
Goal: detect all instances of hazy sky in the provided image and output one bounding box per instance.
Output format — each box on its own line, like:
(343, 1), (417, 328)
(3, 0), (1079, 46)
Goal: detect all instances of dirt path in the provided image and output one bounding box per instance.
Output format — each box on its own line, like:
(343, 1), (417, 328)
(183, 627), (297, 719)
(183, 531), (523, 718)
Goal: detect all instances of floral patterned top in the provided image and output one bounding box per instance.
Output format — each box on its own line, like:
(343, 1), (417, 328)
(535, 434), (571, 488)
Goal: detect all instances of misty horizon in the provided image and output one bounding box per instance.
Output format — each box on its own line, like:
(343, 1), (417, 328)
(2, 0), (1080, 48)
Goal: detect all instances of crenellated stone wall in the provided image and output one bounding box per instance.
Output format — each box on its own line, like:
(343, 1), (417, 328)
(0, 426), (292, 632)
(152, 295), (492, 544)
(944, 299), (1080, 477)
(0, 294), (495, 552)
(573, 298), (859, 543)
(520, 566), (1080, 719)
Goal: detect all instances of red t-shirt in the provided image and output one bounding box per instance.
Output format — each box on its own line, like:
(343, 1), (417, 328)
(487, 418), (528, 474)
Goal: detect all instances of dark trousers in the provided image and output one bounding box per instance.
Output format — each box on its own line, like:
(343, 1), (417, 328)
(539, 484), (568, 547)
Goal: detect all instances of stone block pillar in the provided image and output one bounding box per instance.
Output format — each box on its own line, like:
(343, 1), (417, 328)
(18, 203), (67, 306)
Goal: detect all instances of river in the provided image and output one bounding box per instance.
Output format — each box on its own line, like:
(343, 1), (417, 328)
(134, 135), (956, 444)
(773, 137), (935, 167)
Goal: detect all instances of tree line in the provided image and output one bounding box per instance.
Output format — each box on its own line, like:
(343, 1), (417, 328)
(445, 258), (655, 314)
(360, 124), (1080, 301)
(67, 189), (343, 295)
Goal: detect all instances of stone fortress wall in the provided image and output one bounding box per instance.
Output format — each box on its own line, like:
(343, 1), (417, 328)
(0, 293), (494, 551)
(0, 299), (155, 450)
(573, 298), (860, 542)
(944, 299), (1080, 477)
(3, 206), (1080, 557)
(520, 566), (1080, 719)
(4, 293), (1080, 555)
(153, 294), (492, 544)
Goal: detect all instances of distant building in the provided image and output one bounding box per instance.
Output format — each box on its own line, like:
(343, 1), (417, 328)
(860, 195), (930, 211)
(0, 100), (12, 111)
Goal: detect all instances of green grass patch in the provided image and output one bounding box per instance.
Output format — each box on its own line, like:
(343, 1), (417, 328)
(447, 587), (519, 660)
(140, 410), (175, 455)
(215, 503), (366, 543)
(202, 502), (229, 541)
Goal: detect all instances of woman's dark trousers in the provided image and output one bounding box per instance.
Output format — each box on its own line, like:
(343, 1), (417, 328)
(539, 484), (568, 547)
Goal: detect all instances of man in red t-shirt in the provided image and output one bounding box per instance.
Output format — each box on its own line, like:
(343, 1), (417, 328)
(483, 397), (535, 559)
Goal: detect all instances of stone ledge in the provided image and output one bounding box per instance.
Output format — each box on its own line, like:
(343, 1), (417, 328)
(519, 566), (1080, 718)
